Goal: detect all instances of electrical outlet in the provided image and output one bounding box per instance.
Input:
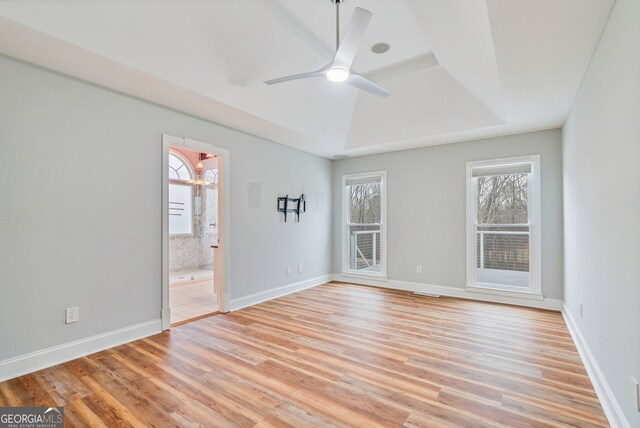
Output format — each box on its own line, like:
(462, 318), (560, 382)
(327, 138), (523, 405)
(286, 266), (292, 276)
(632, 377), (639, 412)
(580, 302), (584, 318)
(65, 307), (79, 324)
(298, 264), (303, 273)
(416, 265), (423, 274)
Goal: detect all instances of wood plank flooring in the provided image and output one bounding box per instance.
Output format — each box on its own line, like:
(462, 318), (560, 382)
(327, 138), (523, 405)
(0, 282), (608, 427)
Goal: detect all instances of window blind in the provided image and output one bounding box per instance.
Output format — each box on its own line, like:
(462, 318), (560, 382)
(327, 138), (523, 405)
(345, 175), (383, 186)
(472, 162), (531, 178)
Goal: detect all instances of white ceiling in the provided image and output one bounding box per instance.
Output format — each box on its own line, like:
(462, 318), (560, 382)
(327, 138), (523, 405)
(0, 0), (614, 158)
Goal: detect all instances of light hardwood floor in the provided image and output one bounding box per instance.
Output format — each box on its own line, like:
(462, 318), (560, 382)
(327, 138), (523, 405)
(0, 282), (608, 427)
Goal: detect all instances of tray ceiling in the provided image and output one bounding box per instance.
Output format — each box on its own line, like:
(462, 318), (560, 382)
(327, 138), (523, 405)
(0, 0), (614, 157)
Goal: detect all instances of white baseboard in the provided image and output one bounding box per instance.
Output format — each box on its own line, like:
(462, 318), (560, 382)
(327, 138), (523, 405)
(331, 274), (563, 311)
(0, 320), (162, 383)
(230, 274), (332, 311)
(562, 305), (630, 428)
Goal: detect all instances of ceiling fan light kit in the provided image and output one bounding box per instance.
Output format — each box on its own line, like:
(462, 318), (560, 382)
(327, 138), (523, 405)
(264, 0), (390, 98)
(326, 67), (349, 82)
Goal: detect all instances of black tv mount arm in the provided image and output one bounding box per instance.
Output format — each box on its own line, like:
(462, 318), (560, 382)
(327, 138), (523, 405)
(277, 194), (306, 222)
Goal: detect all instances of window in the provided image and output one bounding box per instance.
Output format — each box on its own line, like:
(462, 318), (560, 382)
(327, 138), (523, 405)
(168, 151), (194, 181)
(466, 156), (541, 296)
(204, 168), (218, 185)
(169, 184), (193, 235)
(342, 172), (387, 277)
(168, 150), (194, 235)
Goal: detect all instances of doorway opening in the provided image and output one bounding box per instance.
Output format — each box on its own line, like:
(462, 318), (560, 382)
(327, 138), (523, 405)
(162, 135), (230, 329)
(168, 147), (218, 324)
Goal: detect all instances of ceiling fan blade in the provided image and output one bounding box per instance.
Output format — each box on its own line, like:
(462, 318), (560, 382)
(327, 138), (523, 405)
(264, 70), (326, 85)
(332, 7), (372, 71)
(347, 73), (390, 98)
(365, 52), (439, 82)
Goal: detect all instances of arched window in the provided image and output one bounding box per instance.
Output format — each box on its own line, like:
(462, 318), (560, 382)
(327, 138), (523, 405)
(168, 151), (194, 181)
(168, 150), (194, 235)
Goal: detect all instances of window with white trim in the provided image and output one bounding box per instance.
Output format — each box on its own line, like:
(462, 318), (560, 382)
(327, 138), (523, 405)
(168, 150), (194, 235)
(342, 172), (387, 277)
(466, 156), (541, 296)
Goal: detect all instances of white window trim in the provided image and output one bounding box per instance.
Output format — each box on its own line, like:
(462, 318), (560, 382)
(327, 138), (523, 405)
(465, 155), (542, 298)
(342, 171), (387, 278)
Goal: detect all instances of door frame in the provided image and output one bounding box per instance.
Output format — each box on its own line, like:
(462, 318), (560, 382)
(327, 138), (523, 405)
(161, 134), (231, 330)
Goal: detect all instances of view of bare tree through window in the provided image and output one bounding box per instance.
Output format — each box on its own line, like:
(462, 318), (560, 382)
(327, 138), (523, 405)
(347, 180), (383, 273)
(477, 174), (528, 224)
(350, 183), (381, 224)
(476, 172), (530, 286)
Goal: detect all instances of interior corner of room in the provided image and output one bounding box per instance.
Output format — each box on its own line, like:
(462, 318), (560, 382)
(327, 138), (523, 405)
(0, 0), (638, 426)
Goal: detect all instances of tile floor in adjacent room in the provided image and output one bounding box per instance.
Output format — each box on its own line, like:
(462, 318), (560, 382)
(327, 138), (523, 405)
(169, 273), (218, 324)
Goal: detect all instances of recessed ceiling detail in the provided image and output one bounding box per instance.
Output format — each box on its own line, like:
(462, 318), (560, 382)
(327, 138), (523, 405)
(0, 0), (615, 158)
(371, 42), (390, 54)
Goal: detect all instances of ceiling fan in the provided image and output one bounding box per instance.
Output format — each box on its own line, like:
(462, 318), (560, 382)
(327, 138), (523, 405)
(264, 0), (390, 98)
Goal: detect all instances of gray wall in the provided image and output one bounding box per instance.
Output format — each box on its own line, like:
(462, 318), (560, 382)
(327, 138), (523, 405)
(562, 0), (640, 425)
(333, 129), (564, 299)
(0, 56), (332, 361)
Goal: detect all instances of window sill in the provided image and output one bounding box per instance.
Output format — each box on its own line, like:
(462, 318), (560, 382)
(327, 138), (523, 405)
(465, 284), (543, 301)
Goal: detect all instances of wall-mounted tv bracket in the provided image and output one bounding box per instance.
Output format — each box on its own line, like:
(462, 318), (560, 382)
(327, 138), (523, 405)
(277, 194), (306, 222)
